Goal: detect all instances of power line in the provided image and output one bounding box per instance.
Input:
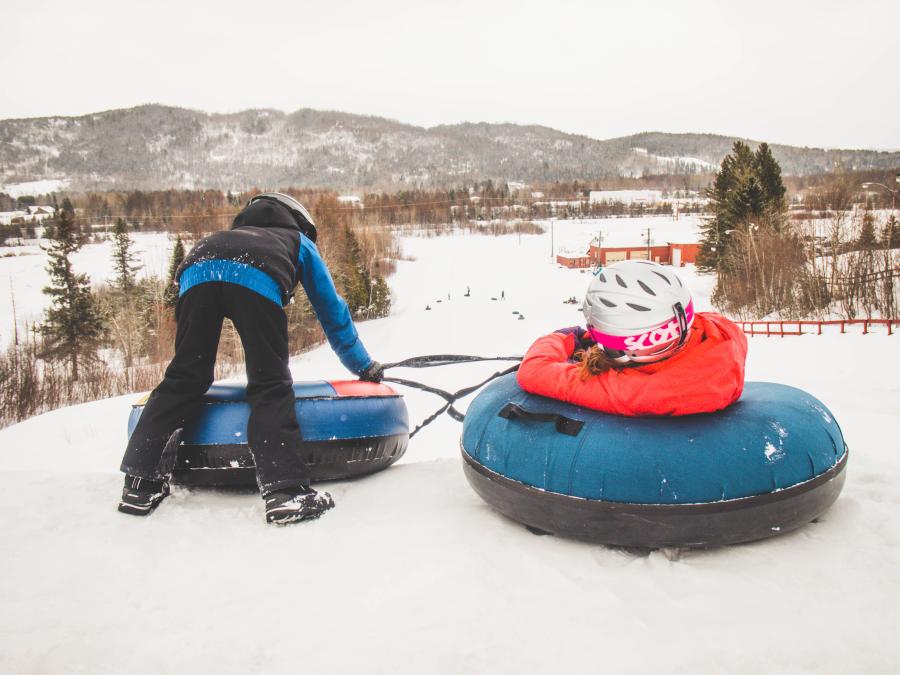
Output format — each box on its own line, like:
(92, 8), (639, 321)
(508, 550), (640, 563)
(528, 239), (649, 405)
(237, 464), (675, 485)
(69, 195), (586, 220)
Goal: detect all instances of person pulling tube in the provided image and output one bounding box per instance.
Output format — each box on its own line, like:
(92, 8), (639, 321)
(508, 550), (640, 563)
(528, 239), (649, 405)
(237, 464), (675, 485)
(118, 193), (384, 524)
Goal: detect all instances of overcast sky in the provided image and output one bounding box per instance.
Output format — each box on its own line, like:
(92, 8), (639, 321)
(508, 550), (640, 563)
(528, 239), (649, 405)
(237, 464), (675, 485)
(3, 0), (898, 149)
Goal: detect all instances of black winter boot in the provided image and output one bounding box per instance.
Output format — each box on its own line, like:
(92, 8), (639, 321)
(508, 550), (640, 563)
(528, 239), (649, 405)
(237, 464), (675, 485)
(264, 486), (334, 525)
(118, 475), (170, 516)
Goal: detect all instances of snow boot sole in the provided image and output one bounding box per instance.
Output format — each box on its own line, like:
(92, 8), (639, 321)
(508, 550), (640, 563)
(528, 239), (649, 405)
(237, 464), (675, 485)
(118, 477), (170, 516)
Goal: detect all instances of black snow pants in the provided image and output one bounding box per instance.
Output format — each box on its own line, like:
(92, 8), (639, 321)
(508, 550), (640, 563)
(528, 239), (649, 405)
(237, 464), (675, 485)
(120, 282), (308, 495)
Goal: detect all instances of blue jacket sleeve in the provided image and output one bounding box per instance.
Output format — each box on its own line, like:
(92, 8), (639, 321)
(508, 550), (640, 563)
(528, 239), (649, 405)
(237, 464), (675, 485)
(297, 235), (373, 375)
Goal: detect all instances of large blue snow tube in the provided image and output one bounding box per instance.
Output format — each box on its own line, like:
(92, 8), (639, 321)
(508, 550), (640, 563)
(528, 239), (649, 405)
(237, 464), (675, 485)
(128, 380), (409, 487)
(461, 374), (848, 548)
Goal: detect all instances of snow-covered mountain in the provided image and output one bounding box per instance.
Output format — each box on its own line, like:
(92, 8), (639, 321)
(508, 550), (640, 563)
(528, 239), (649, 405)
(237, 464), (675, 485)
(2, 105), (899, 192)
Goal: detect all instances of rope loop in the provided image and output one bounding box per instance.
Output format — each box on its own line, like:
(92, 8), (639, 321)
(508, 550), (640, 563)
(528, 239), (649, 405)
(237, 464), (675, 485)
(381, 355), (522, 438)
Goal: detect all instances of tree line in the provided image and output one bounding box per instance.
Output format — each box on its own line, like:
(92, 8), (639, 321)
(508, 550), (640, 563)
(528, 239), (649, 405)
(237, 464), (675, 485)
(2, 180), (707, 242)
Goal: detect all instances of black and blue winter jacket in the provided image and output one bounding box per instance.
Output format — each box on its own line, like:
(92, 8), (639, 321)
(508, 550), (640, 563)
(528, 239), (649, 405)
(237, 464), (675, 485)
(176, 199), (373, 374)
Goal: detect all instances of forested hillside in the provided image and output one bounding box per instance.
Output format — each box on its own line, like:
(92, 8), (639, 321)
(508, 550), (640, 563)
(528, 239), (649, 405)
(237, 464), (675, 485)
(2, 105), (898, 191)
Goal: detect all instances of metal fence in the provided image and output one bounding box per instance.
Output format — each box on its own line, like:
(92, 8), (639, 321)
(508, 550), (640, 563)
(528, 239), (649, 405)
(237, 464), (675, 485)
(737, 319), (899, 337)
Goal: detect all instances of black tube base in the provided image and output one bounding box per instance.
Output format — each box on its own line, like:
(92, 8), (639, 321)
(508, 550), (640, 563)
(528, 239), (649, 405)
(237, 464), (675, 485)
(461, 447), (848, 549)
(173, 434), (409, 487)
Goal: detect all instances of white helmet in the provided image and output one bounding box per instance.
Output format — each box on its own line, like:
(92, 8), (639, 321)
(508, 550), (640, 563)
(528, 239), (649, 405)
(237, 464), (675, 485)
(582, 260), (694, 364)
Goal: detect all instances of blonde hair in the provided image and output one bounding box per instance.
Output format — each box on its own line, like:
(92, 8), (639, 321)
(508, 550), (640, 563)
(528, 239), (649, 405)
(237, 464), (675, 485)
(574, 345), (623, 380)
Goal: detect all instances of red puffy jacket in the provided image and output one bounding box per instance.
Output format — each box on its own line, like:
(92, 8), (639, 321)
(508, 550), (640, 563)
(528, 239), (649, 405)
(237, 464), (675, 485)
(516, 313), (747, 416)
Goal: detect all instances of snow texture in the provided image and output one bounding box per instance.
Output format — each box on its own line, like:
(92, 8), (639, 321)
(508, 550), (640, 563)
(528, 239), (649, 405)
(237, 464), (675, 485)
(1, 222), (899, 674)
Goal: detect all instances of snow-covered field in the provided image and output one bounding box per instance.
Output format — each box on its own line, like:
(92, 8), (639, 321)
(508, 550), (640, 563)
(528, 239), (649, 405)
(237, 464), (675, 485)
(588, 188), (706, 204)
(0, 232), (175, 346)
(0, 216), (696, 345)
(0, 179), (70, 198)
(550, 214), (701, 253)
(1, 222), (899, 674)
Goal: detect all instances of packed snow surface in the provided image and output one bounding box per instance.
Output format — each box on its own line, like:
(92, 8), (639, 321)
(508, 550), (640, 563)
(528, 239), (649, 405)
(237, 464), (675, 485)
(1, 224), (899, 674)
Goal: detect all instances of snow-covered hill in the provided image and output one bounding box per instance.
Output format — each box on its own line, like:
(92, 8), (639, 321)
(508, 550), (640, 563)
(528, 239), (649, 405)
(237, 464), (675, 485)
(1, 223), (898, 674)
(4, 105), (900, 192)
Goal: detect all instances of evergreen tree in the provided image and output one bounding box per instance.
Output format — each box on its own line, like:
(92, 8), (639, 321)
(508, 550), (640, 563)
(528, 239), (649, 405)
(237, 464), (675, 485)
(41, 199), (105, 380)
(105, 218), (146, 372)
(697, 144), (740, 270)
(164, 236), (185, 308)
(697, 141), (788, 270)
(339, 226), (370, 315)
(370, 275), (392, 318)
(112, 217), (141, 293)
(858, 209), (878, 249)
(726, 175), (766, 225)
(882, 215), (900, 249)
(329, 225), (392, 319)
(754, 143), (787, 221)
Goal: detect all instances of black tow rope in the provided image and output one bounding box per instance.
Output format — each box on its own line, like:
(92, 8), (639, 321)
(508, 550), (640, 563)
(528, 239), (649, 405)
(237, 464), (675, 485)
(381, 355), (522, 438)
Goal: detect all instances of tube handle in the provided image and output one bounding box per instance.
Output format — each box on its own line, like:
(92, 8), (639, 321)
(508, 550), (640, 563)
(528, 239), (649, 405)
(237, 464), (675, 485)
(497, 403), (584, 437)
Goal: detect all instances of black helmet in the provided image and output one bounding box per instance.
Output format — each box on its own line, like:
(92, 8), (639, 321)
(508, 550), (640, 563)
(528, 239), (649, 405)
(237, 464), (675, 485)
(248, 192), (318, 242)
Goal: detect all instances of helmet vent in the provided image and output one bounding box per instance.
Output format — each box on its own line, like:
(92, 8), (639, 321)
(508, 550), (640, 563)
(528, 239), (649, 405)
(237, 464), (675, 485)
(600, 298), (617, 308)
(598, 273), (607, 283)
(652, 271), (671, 285)
(676, 276), (683, 287)
(638, 280), (656, 296)
(626, 303), (652, 312)
(615, 275), (627, 288)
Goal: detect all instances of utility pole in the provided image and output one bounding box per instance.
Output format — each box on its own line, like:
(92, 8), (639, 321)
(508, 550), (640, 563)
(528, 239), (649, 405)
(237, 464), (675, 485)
(862, 180), (898, 214)
(550, 217), (555, 263)
(645, 227), (653, 260)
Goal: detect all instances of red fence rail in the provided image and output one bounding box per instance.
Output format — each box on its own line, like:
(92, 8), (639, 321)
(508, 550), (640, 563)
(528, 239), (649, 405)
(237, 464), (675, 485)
(737, 319), (899, 337)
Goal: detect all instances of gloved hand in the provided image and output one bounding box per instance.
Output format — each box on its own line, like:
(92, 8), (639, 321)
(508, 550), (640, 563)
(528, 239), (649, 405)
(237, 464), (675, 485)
(359, 360), (385, 383)
(555, 326), (594, 354)
(575, 329), (596, 352)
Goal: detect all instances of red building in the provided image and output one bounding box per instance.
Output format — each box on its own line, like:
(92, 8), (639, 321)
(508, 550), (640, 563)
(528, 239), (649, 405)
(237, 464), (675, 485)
(558, 243), (700, 269)
(556, 254), (592, 268)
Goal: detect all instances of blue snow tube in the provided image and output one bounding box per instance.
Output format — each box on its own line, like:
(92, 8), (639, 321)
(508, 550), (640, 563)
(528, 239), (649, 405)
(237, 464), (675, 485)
(128, 380), (409, 487)
(461, 374), (848, 548)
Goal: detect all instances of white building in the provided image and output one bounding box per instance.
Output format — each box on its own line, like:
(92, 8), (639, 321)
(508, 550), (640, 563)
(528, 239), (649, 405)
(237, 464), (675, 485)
(0, 206), (56, 225)
(26, 205), (56, 221)
(589, 189), (664, 204)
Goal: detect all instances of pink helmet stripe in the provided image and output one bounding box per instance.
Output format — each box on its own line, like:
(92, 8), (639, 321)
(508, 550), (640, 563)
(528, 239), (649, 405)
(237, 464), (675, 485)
(587, 299), (695, 352)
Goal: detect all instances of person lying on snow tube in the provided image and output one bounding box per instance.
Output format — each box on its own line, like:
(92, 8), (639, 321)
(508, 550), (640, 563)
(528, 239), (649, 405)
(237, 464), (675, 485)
(517, 260), (747, 416)
(118, 193), (385, 525)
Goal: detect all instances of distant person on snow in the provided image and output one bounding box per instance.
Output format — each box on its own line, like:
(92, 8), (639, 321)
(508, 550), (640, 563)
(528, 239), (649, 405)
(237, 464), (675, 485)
(118, 193), (384, 524)
(517, 260), (746, 416)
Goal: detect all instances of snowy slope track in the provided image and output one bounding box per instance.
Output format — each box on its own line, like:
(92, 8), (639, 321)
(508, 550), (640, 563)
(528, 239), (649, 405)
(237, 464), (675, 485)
(1, 222), (899, 674)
